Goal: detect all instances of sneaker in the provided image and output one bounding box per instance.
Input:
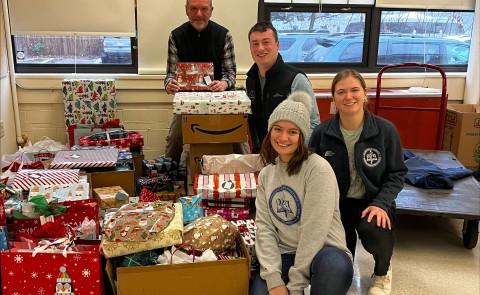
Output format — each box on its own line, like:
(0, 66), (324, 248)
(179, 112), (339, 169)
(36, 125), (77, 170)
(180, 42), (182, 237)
(368, 266), (392, 295)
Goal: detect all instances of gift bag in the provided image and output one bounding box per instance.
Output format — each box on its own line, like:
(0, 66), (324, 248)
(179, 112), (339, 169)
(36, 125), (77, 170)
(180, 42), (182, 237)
(11, 169), (80, 191)
(12, 200), (99, 240)
(179, 195), (204, 224)
(1, 242), (102, 295)
(194, 173), (258, 200)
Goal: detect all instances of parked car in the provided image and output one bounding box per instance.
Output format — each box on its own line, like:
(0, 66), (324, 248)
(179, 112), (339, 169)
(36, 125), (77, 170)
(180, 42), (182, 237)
(278, 32), (330, 62)
(101, 37), (132, 64)
(281, 33), (470, 65)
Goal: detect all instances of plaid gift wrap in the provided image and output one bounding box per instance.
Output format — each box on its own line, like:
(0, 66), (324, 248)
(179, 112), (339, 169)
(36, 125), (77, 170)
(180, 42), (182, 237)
(204, 207), (249, 221)
(63, 79), (117, 127)
(1, 242), (102, 295)
(49, 148), (118, 169)
(136, 174), (174, 193)
(176, 62), (214, 92)
(12, 169), (80, 191)
(194, 173), (257, 200)
(173, 91), (251, 114)
(179, 195), (204, 224)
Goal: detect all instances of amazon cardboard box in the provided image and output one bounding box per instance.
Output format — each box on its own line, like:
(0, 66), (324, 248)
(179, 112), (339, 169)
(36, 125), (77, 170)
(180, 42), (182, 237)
(182, 114), (248, 144)
(443, 104), (480, 170)
(107, 236), (250, 295)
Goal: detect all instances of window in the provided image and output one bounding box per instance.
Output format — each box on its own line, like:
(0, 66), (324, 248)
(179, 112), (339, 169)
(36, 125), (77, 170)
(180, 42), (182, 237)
(13, 36), (137, 73)
(8, 0), (136, 74)
(261, 1), (475, 72)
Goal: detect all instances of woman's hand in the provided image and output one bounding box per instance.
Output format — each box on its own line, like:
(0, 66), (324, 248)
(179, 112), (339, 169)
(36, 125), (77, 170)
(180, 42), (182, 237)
(361, 205), (391, 230)
(269, 285), (289, 295)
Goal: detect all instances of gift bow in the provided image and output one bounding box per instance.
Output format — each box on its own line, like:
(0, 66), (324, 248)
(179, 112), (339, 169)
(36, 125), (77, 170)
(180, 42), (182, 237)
(29, 195), (68, 216)
(32, 230), (76, 258)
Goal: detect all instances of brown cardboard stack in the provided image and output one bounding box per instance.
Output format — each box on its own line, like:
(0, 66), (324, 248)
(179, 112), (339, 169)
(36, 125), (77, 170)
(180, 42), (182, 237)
(443, 104), (480, 170)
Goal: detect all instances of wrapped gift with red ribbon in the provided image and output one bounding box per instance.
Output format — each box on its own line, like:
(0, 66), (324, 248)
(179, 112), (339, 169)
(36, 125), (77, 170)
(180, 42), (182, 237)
(0, 241), (102, 295)
(204, 207), (249, 221)
(12, 199), (99, 241)
(194, 173), (258, 200)
(67, 118), (123, 147)
(79, 130), (144, 150)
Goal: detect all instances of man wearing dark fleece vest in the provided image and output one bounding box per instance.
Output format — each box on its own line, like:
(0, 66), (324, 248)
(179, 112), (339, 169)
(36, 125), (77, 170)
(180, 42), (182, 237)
(164, 0), (236, 164)
(246, 22), (319, 153)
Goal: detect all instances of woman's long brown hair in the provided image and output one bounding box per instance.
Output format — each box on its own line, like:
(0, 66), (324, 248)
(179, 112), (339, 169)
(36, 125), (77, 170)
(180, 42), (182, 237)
(259, 129), (311, 176)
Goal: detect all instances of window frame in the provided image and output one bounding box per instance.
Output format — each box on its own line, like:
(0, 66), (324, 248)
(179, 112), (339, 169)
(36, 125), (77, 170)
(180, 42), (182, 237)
(12, 36), (138, 74)
(260, 1), (473, 73)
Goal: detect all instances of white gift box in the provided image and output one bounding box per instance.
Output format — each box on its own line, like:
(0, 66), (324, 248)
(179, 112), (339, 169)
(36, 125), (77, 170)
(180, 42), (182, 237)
(173, 91), (251, 114)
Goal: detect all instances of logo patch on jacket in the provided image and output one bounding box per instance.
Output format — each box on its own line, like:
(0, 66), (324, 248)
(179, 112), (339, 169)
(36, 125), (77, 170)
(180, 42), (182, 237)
(324, 150), (335, 157)
(268, 185), (301, 225)
(363, 148), (382, 167)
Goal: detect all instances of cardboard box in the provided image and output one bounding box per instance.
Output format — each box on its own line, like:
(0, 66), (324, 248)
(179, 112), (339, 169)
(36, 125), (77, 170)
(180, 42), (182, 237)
(443, 104), (480, 169)
(182, 114), (248, 144)
(188, 143), (234, 181)
(89, 168), (135, 198)
(107, 236), (250, 295)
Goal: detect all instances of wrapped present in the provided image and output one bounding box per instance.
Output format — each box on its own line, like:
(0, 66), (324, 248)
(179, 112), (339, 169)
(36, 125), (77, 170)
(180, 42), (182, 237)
(136, 174), (174, 193)
(204, 207), (249, 221)
(49, 148), (118, 169)
(63, 79), (117, 127)
(183, 215), (238, 255)
(206, 198), (250, 208)
(101, 202), (183, 258)
(173, 91), (251, 114)
(194, 173), (257, 200)
(11, 169), (80, 191)
(93, 186), (129, 209)
(79, 130), (144, 150)
(67, 118), (123, 147)
(28, 183), (90, 203)
(1, 241), (102, 295)
(201, 154), (264, 174)
(13, 200), (100, 240)
(179, 195), (204, 224)
(176, 62), (213, 92)
(231, 219), (257, 267)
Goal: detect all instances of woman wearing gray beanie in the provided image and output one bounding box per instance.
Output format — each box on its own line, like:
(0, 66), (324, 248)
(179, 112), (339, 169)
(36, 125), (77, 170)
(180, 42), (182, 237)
(251, 91), (353, 295)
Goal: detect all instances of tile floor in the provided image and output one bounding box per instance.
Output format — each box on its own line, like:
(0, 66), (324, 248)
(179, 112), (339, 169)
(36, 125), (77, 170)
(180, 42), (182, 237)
(347, 214), (479, 295)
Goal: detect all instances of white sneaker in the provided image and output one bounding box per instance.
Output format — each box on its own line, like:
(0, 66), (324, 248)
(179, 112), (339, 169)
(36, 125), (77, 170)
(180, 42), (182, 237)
(368, 266), (392, 295)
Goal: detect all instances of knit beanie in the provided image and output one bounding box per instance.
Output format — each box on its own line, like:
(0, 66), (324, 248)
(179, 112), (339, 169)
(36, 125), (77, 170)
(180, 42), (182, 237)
(267, 91), (312, 138)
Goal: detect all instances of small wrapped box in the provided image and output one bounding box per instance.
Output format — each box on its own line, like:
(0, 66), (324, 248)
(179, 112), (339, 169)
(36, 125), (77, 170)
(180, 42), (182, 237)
(173, 91), (251, 114)
(204, 207), (249, 221)
(176, 62), (214, 91)
(93, 186), (129, 209)
(194, 173), (257, 200)
(28, 183), (90, 203)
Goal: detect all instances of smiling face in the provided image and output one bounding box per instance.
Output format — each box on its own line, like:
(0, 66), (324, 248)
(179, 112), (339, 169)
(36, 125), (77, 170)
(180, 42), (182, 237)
(249, 29), (279, 74)
(186, 0), (213, 32)
(270, 120), (300, 163)
(333, 75), (367, 116)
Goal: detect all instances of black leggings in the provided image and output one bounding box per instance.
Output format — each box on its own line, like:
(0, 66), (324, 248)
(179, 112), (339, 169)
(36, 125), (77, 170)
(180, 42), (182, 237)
(340, 198), (394, 276)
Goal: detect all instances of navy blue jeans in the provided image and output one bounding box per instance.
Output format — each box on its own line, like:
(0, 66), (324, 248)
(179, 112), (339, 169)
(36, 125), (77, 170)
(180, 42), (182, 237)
(250, 246), (353, 295)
